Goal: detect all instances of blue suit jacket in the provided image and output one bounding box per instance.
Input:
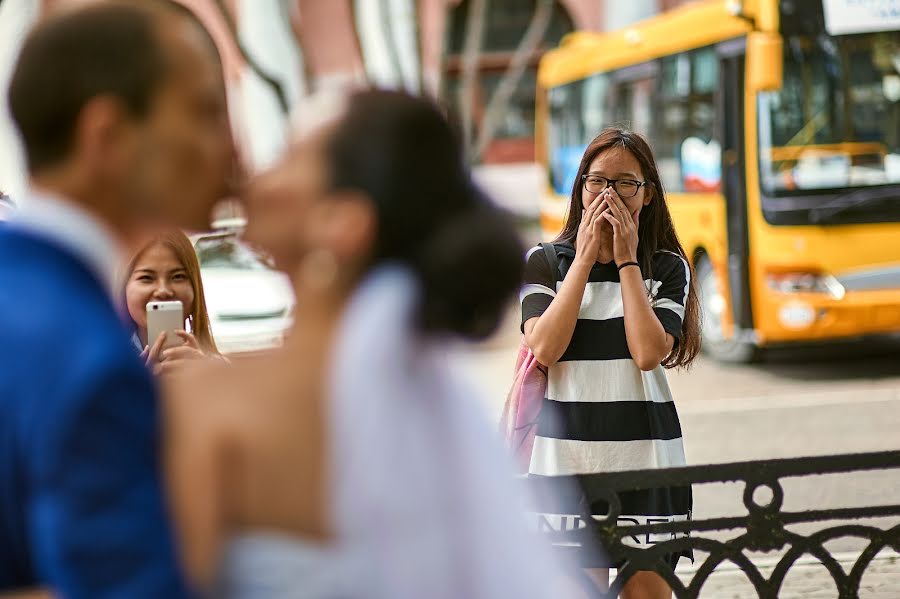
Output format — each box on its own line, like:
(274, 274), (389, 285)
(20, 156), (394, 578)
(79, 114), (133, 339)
(0, 229), (190, 598)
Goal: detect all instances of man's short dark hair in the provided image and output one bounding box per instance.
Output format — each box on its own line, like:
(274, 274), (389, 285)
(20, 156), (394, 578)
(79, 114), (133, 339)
(7, 1), (214, 173)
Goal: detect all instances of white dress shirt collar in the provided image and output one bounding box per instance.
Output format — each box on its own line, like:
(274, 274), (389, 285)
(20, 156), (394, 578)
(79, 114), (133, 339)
(14, 188), (125, 300)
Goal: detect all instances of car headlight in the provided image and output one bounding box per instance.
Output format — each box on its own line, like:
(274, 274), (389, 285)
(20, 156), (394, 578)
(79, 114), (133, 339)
(766, 271), (846, 300)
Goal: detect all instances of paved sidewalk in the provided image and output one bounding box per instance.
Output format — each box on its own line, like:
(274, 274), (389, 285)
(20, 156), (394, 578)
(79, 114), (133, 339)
(671, 551), (900, 598)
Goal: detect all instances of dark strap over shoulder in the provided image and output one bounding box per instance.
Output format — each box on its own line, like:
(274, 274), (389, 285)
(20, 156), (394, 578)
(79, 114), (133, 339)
(540, 242), (559, 282)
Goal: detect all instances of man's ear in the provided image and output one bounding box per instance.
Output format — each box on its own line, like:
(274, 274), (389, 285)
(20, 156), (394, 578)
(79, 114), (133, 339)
(72, 95), (135, 179)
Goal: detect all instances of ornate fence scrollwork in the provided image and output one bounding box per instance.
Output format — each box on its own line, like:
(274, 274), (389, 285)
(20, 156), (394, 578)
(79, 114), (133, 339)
(528, 450), (900, 598)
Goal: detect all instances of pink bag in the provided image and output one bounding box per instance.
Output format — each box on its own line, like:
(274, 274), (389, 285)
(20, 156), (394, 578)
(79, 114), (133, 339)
(499, 243), (558, 473)
(499, 340), (548, 473)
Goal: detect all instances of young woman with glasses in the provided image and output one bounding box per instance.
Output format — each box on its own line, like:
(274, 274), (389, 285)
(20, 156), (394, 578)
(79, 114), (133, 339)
(521, 128), (701, 598)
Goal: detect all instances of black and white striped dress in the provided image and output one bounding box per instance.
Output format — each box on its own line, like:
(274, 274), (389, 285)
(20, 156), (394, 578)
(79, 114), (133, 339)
(521, 240), (692, 565)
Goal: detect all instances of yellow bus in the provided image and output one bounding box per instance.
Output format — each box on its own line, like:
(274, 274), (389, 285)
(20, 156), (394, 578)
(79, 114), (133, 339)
(535, 0), (900, 361)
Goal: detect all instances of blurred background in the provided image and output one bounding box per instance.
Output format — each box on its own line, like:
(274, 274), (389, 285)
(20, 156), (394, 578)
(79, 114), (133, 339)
(1, 1), (900, 590)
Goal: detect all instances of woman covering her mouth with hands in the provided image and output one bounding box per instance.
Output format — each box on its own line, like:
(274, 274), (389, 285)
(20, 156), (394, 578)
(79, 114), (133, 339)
(521, 128), (701, 598)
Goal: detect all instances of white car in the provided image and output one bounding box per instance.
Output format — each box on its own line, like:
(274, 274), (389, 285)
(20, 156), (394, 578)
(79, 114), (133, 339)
(192, 232), (294, 355)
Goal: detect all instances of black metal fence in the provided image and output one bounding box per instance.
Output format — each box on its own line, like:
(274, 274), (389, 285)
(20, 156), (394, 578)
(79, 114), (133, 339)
(529, 450), (900, 598)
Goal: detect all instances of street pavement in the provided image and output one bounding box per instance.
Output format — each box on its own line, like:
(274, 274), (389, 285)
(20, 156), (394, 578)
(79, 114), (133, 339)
(448, 312), (900, 596)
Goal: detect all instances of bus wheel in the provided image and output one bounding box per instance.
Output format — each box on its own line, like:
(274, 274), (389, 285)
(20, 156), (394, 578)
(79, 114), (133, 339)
(695, 254), (758, 363)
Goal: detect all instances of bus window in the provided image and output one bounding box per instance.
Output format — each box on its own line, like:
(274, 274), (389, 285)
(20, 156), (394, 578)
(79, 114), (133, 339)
(758, 32), (900, 194)
(548, 73), (610, 196)
(583, 73), (610, 142)
(611, 83), (632, 128)
(629, 77), (655, 137)
(608, 63), (657, 138)
(548, 80), (584, 195)
(655, 46), (721, 193)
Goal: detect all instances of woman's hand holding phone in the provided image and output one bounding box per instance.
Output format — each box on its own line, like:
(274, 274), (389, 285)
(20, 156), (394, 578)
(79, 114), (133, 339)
(154, 331), (207, 376)
(140, 331), (169, 367)
(142, 331), (207, 376)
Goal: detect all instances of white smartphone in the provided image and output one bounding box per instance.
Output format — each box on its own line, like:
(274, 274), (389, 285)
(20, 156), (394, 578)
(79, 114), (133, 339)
(146, 300), (185, 351)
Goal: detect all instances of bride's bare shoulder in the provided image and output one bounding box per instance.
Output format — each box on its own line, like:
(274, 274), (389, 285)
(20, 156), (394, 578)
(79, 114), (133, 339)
(161, 357), (248, 425)
(162, 352), (289, 417)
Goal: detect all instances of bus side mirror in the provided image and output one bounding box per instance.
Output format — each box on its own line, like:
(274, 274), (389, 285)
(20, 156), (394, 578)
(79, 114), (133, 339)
(747, 32), (783, 92)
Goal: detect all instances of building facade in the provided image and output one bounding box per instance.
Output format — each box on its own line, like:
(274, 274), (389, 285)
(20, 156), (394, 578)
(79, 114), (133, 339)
(0, 0), (689, 202)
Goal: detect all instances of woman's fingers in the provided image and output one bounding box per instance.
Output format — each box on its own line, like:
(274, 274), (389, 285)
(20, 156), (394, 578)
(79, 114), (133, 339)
(154, 359), (188, 377)
(583, 196), (601, 222)
(154, 361), (171, 377)
(615, 191), (639, 228)
(155, 357), (208, 377)
(161, 346), (205, 362)
(608, 192), (638, 233)
(175, 330), (201, 349)
(606, 190), (626, 218)
(608, 189), (629, 214)
(603, 211), (621, 230)
(147, 332), (166, 364)
(590, 200), (608, 224)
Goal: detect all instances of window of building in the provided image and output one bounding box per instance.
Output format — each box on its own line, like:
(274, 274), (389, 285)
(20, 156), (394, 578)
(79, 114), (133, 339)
(447, 0), (573, 55)
(444, 0), (574, 163)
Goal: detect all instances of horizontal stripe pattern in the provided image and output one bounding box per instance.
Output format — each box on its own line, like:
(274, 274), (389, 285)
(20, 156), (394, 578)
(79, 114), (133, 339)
(572, 281), (625, 321)
(527, 479), (693, 518)
(521, 294), (554, 330)
(537, 399), (682, 441)
(559, 317), (631, 362)
(547, 359), (673, 404)
(529, 437), (687, 476)
(654, 308), (684, 342)
(652, 298), (684, 318)
(565, 279), (668, 322)
(521, 242), (692, 524)
(519, 283), (556, 303)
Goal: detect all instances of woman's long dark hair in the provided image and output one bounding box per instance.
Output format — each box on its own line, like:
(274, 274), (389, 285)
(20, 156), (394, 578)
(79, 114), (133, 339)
(556, 127), (701, 369)
(325, 89), (524, 341)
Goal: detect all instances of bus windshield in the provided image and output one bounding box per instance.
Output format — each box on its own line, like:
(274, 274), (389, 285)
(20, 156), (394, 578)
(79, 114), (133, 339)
(758, 31), (900, 194)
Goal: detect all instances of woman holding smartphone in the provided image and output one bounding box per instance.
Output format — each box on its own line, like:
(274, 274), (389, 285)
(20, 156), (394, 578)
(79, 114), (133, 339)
(522, 128), (701, 597)
(124, 229), (220, 375)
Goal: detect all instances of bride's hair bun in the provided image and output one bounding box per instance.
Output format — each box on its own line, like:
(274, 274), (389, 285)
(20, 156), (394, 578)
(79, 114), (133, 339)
(327, 90), (523, 339)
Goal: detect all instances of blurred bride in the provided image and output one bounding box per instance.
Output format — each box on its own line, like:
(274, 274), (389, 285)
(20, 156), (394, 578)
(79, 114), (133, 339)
(163, 89), (564, 598)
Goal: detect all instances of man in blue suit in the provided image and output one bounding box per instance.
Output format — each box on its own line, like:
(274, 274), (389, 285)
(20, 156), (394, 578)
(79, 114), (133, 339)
(0, 2), (235, 596)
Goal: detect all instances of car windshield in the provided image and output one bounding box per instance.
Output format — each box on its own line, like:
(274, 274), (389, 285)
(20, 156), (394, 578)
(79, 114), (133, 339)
(758, 31), (900, 193)
(195, 237), (269, 271)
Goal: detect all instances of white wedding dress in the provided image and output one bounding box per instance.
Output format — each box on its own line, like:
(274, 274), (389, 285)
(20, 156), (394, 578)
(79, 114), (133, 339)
(216, 266), (563, 599)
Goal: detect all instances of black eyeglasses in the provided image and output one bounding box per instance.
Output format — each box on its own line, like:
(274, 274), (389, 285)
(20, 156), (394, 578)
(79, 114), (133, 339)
(582, 175), (645, 198)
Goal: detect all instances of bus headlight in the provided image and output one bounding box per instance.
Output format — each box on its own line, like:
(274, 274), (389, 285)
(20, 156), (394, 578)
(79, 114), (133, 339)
(766, 272), (846, 300)
(778, 301), (816, 329)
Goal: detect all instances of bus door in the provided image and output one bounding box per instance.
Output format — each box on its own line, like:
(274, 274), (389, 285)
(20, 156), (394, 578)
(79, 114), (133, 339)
(717, 40), (754, 336)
